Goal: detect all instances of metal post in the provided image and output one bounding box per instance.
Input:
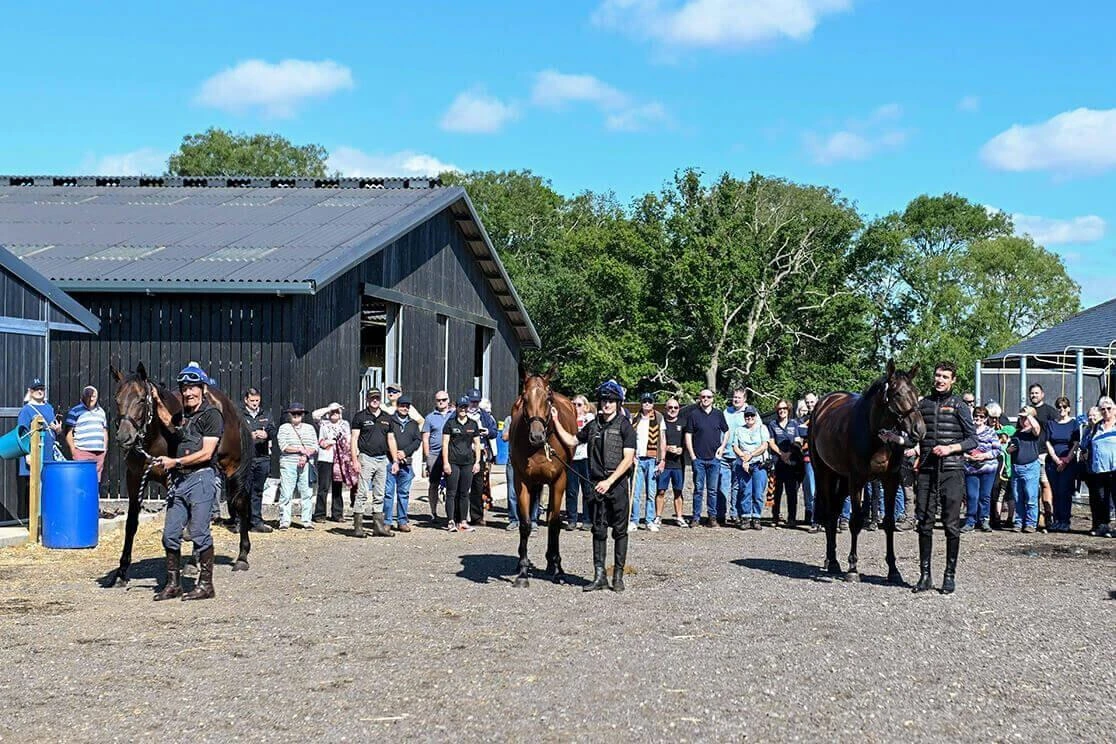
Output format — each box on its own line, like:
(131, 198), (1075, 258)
(1075, 349), (1085, 416)
(1019, 356), (1028, 411)
(974, 359), (982, 405)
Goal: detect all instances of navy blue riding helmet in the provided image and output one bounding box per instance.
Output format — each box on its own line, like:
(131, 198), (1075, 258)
(596, 379), (625, 402)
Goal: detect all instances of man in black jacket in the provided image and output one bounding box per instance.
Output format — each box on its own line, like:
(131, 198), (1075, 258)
(913, 361), (978, 595)
(241, 387), (275, 533)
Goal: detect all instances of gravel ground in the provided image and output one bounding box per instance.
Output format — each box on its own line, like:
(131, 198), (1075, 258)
(1, 475), (1113, 743)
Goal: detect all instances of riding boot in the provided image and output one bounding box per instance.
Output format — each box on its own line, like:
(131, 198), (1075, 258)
(181, 547), (215, 600)
(371, 513), (394, 537)
(153, 549), (182, 601)
(351, 513), (367, 538)
(612, 533), (628, 592)
(912, 533), (934, 593)
(941, 536), (959, 595)
(584, 537), (609, 592)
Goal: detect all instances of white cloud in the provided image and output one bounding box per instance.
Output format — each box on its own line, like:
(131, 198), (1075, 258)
(440, 89), (519, 134)
(195, 59), (354, 118)
(957, 95), (980, 112)
(1012, 213), (1106, 245)
(79, 148), (168, 175)
(530, 69), (668, 131)
(327, 147), (460, 177)
(592, 0), (852, 49)
(803, 104), (909, 164)
(980, 107), (1116, 174)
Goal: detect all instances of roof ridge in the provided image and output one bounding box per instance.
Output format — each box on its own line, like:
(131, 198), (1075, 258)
(0, 175), (443, 189)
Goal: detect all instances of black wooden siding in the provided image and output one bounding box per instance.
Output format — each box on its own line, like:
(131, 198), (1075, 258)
(46, 201), (524, 500)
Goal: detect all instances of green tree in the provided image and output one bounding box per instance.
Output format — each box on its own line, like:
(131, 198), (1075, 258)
(166, 128), (329, 177)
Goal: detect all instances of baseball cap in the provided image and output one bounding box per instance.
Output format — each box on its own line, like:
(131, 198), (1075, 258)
(28, 377), (45, 390)
(385, 382), (402, 394)
(456, 395), (471, 407)
(366, 389), (382, 400)
(466, 387), (482, 401)
(743, 405), (759, 416)
(325, 402), (344, 413)
(397, 395), (412, 407)
(640, 392), (655, 403)
(286, 402), (306, 414)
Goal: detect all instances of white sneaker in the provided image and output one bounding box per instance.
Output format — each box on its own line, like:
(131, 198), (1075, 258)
(627, 522), (638, 533)
(648, 520), (660, 532)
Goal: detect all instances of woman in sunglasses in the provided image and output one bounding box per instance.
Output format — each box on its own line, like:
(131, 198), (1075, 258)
(1045, 396), (1080, 532)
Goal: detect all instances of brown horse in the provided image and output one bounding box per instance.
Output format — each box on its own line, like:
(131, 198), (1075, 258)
(808, 361), (926, 584)
(508, 370), (577, 587)
(107, 363), (254, 587)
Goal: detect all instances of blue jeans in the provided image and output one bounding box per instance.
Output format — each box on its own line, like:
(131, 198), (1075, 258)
(964, 470), (996, 526)
(384, 465), (414, 526)
(278, 459), (313, 527)
(630, 457), (658, 524)
(1012, 460), (1041, 528)
(691, 458), (720, 522)
(508, 464), (542, 526)
(564, 458), (590, 525)
(718, 459), (736, 520)
(1046, 459), (1076, 526)
(802, 462), (816, 522)
(735, 463), (768, 519)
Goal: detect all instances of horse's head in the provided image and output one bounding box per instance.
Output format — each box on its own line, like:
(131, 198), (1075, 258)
(882, 360), (926, 442)
(111, 362), (155, 450)
(520, 368), (555, 448)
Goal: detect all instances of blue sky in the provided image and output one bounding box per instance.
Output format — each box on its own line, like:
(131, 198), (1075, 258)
(4, 1), (1114, 307)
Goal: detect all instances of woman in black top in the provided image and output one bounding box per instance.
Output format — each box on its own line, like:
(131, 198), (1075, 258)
(1008, 407), (1043, 532)
(441, 396), (481, 532)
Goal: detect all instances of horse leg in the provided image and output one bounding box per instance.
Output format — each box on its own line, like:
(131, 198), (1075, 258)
(819, 468), (842, 575)
(882, 474), (903, 584)
(846, 480), (863, 582)
(112, 468), (143, 587)
(545, 471), (568, 583)
(232, 471), (251, 571)
(513, 478), (532, 588)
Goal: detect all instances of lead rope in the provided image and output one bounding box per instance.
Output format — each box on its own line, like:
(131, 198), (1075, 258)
(130, 383), (167, 512)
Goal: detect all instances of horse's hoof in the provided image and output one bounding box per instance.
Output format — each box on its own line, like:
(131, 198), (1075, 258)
(512, 576), (529, 588)
(824, 561), (843, 575)
(112, 574), (129, 588)
(232, 560), (249, 572)
(844, 571), (860, 583)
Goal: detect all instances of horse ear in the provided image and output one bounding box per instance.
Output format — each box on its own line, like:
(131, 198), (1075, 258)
(543, 364), (557, 383)
(518, 362), (529, 383)
(110, 365), (123, 383)
(886, 358), (896, 377)
(907, 362), (920, 380)
(136, 362), (148, 381)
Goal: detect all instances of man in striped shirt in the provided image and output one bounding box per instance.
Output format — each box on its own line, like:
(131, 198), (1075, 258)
(64, 385), (108, 481)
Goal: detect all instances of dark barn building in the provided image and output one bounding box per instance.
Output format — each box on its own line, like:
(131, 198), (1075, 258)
(1, 245), (100, 523)
(0, 175), (539, 498)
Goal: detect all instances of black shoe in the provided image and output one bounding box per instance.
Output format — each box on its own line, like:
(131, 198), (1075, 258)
(249, 523), (273, 534)
(311, 516), (327, 523)
(866, 521), (879, 532)
(751, 519), (762, 531)
(584, 566), (609, 592)
(895, 516), (916, 531)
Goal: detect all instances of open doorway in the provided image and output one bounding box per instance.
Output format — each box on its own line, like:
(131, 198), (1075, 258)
(473, 325), (491, 399)
(361, 298), (387, 370)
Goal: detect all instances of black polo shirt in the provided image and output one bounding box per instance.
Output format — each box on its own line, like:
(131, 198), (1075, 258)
(391, 416), (422, 459)
(173, 401), (223, 471)
(443, 416), (480, 466)
(663, 415), (685, 469)
(351, 408), (392, 456)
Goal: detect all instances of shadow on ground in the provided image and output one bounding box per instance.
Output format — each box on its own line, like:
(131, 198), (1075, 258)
(457, 553), (589, 587)
(731, 557), (909, 589)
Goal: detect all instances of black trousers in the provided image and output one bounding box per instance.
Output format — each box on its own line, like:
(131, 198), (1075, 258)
(314, 460), (345, 520)
(589, 481), (630, 568)
(772, 462), (799, 521)
(248, 457), (270, 527)
(915, 467), (964, 540)
(426, 454), (445, 518)
(1088, 471), (1113, 528)
(446, 463), (473, 524)
(469, 460), (488, 522)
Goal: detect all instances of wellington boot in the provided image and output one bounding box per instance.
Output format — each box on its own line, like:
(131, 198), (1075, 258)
(583, 566), (609, 592)
(611, 563), (626, 593)
(351, 513), (367, 538)
(181, 547), (215, 601)
(153, 550), (182, 601)
(911, 533), (934, 593)
(370, 513), (394, 537)
(941, 537), (959, 594)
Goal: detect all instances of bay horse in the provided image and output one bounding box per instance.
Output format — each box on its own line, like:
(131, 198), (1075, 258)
(507, 370), (577, 588)
(107, 362), (254, 587)
(808, 360), (926, 584)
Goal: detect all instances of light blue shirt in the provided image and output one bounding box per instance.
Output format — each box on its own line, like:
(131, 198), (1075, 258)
(723, 406), (746, 460)
(732, 422), (769, 461)
(1089, 424), (1116, 473)
(422, 409), (454, 456)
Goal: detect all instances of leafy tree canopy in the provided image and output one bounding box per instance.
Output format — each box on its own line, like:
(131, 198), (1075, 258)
(167, 128), (328, 177)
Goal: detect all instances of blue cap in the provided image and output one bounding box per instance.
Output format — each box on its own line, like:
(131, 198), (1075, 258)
(466, 387), (482, 401)
(456, 395), (471, 407)
(396, 395), (412, 406)
(743, 405), (759, 416)
(596, 379), (625, 402)
(285, 402), (306, 413)
(28, 377), (45, 390)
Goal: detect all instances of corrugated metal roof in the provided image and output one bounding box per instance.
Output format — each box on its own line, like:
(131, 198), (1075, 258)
(0, 176), (539, 346)
(0, 245), (100, 333)
(986, 298), (1116, 359)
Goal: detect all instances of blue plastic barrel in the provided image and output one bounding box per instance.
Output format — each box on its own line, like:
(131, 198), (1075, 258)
(495, 434), (509, 465)
(41, 461), (100, 549)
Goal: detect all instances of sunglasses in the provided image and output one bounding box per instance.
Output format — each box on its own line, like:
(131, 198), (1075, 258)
(666, 405), (679, 410)
(776, 407), (788, 411)
(436, 397), (449, 402)
(700, 395), (713, 399)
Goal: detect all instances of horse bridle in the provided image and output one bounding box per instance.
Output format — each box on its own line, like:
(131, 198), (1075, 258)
(882, 380), (919, 433)
(521, 386), (554, 450)
(121, 381), (157, 459)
